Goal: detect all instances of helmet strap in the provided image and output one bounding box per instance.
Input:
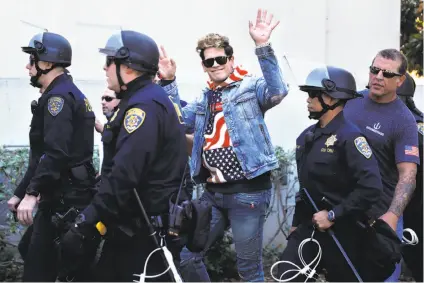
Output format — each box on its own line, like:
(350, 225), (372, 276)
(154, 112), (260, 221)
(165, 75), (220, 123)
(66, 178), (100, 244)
(308, 95), (343, 120)
(30, 56), (56, 89)
(115, 61), (127, 98)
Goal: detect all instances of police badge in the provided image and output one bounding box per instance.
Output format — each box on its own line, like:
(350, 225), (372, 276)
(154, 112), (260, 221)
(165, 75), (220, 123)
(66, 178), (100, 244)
(124, 108), (146, 133)
(354, 136), (372, 159)
(48, 97), (64, 116)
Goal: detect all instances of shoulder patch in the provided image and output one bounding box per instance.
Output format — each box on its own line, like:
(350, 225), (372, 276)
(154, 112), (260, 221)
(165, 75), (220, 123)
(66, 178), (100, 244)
(84, 98), (93, 112)
(354, 136), (372, 159)
(418, 122), (423, 135)
(124, 108), (146, 133)
(48, 97), (64, 116)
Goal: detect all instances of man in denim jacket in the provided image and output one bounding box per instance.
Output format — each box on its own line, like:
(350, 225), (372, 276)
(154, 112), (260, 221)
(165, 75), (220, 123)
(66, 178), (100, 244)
(159, 9), (289, 282)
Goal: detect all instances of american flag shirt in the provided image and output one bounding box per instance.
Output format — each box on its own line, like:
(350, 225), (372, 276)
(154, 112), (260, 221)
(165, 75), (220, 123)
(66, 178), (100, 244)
(202, 90), (246, 184)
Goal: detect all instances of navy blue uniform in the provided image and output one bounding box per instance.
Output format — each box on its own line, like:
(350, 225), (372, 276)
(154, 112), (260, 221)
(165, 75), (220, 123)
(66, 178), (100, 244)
(278, 112), (383, 282)
(81, 76), (187, 282)
(402, 111), (423, 282)
(15, 73), (96, 282)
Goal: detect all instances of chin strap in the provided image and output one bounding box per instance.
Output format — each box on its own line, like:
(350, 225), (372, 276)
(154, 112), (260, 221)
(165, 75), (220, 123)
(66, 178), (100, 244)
(30, 56), (56, 89)
(308, 95), (344, 120)
(115, 61), (128, 98)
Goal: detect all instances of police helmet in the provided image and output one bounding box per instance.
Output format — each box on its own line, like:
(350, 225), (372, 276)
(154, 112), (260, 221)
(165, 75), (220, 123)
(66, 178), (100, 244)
(99, 30), (159, 74)
(397, 72), (416, 97)
(21, 32), (72, 67)
(299, 66), (361, 100)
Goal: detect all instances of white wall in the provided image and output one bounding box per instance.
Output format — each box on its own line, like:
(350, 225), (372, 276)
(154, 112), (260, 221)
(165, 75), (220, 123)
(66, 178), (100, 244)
(1, 0), (419, 248)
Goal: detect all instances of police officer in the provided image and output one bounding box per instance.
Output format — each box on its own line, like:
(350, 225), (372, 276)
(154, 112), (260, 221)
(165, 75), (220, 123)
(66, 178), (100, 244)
(60, 30), (188, 282)
(397, 73), (423, 282)
(276, 66), (383, 281)
(7, 32), (97, 281)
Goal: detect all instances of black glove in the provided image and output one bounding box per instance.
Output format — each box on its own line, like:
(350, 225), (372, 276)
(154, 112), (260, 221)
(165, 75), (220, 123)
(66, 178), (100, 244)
(58, 214), (100, 280)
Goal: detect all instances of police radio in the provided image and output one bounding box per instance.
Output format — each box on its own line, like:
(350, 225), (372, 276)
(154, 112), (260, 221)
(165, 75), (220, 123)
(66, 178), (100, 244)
(168, 164), (189, 236)
(31, 100), (38, 114)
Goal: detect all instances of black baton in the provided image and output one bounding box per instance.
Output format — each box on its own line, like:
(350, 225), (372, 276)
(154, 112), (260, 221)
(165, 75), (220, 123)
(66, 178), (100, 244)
(133, 188), (177, 282)
(302, 188), (363, 282)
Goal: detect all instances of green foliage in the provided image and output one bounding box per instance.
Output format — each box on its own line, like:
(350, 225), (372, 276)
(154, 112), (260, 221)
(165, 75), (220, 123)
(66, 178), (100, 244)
(0, 147), (29, 200)
(0, 233), (23, 282)
(401, 0), (423, 76)
(92, 145), (100, 173)
(0, 146), (100, 201)
(204, 231), (238, 282)
(271, 146), (296, 186)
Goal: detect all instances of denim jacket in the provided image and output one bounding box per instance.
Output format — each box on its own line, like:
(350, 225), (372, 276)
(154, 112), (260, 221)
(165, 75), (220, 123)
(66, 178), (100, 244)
(163, 44), (289, 180)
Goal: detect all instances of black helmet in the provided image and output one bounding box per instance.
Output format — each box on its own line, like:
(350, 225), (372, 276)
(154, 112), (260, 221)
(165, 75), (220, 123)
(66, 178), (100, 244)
(22, 32), (72, 67)
(299, 66), (362, 120)
(99, 30), (159, 74)
(397, 73), (416, 97)
(299, 66), (361, 100)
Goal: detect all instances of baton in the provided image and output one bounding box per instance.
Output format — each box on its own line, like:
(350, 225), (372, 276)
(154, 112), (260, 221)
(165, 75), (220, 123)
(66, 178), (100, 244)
(133, 188), (183, 282)
(302, 188), (363, 282)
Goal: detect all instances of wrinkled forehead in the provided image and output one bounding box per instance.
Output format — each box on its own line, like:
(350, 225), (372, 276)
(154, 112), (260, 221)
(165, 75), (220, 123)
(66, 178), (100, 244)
(372, 55), (401, 72)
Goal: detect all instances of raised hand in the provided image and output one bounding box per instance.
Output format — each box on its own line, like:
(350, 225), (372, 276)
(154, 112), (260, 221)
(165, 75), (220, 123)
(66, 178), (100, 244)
(249, 8), (280, 46)
(158, 45), (176, 80)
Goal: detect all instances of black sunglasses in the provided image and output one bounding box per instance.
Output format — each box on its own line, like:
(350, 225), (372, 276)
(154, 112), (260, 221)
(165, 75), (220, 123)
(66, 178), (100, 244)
(307, 91), (324, 98)
(202, 56), (230, 68)
(29, 56), (36, 66)
(101, 96), (115, 102)
(369, 66), (402, 78)
(106, 57), (115, 67)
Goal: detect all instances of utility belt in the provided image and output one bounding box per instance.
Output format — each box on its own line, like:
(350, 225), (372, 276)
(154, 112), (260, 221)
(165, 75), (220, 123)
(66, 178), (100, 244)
(57, 162), (97, 210)
(111, 213), (170, 239)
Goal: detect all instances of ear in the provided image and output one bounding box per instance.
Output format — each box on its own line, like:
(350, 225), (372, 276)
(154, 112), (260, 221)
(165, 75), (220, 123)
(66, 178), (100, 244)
(229, 56), (235, 66)
(201, 61), (207, 73)
(122, 64), (132, 75)
(396, 74), (406, 88)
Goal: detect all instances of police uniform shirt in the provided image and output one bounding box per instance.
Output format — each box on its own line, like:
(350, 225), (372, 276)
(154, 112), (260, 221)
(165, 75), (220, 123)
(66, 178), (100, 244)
(82, 76), (188, 226)
(293, 112), (382, 226)
(344, 94), (420, 217)
(19, 73), (95, 196)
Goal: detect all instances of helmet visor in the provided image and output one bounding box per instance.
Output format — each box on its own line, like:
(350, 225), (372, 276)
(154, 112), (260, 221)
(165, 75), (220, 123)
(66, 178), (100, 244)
(99, 32), (124, 57)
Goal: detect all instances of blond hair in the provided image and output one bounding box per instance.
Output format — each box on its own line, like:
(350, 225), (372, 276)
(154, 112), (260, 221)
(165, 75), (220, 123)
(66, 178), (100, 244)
(196, 33), (233, 60)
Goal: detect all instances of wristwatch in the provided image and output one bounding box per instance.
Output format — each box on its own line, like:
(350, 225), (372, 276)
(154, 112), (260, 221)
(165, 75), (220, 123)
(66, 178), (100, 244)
(75, 214), (86, 226)
(327, 210), (335, 222)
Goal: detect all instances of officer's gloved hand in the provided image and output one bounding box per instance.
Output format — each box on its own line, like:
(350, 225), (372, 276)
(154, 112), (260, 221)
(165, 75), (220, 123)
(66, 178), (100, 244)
(58, 214), (100, 280)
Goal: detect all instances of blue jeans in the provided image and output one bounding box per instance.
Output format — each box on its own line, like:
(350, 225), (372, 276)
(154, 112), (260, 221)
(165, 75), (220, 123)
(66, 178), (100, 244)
(179, 189), (271, 282)
(385, 216), (404, 282)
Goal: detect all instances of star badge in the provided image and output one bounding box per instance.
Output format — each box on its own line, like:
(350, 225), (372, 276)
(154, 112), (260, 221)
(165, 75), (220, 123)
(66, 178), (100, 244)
(325, 135), (337, 147)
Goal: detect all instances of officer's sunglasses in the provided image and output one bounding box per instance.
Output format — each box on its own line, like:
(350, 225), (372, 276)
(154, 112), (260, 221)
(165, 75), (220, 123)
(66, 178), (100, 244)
(101, 96), (115, 102)
(202, 56), (230, 68)
(369, 66), (402, 78)
(106, 57), (115, 67)
(29, 56), (36, 66)
(307, 91), (325, 98)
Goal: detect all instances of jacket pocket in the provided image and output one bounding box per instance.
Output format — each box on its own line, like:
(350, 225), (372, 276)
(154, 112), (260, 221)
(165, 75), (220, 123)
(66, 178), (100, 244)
(234, 92), (261, 119)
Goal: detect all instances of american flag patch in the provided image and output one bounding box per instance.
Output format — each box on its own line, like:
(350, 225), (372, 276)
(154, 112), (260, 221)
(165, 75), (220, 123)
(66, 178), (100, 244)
(405, 145), (419, 157)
